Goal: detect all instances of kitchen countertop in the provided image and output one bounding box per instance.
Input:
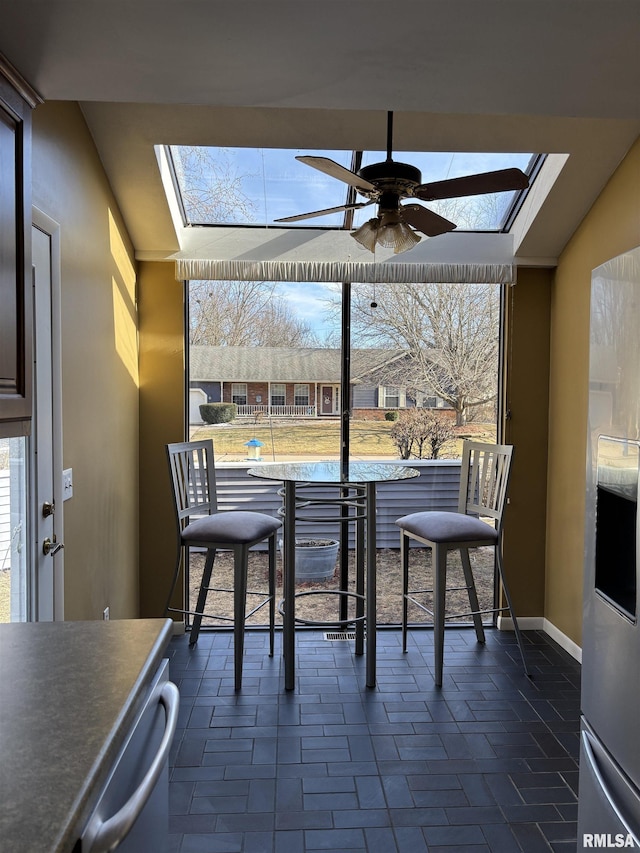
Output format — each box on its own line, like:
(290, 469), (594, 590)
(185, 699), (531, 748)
(0, 618), (174, 853)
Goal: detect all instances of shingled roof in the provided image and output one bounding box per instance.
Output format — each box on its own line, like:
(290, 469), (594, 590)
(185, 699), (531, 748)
(190, 346), (407, 384)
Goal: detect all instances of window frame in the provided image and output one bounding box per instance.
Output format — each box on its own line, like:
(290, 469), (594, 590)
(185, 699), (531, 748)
(231, 382), (247, 406)
(294, 383), (310, 407)
(380, 385), (404, 409)
(270, 383), (286, 407)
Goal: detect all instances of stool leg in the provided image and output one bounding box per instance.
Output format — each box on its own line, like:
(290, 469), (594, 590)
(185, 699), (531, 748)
(433, 544), (447, 687)
(190, 547), (216, 647)
(268, 534), (276, 658)
(233, 544), (249, 690)
(460, 547), (486, 644)
(283, 480), (296, 691)
(401, 532), (410, 653)
(164, 541), (184, 617)
(355, 493), (365, 657)
(496, 547), (530, 678)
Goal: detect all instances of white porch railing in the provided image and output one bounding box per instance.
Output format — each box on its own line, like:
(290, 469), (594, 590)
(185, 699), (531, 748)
(236, 404), (317, 418)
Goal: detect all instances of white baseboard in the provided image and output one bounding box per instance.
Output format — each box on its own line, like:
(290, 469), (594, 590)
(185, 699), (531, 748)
(497, 616), (544, 631)
(497, 615), (582, 663)
(170, 620), (186, 636)
(541, 618), (582, 663)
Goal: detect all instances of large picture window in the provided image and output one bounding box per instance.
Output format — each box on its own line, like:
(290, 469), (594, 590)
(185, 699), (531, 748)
(186, 277), (502, 630)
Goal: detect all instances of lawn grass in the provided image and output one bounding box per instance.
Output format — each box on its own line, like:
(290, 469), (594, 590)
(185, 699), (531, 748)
(190, 418), (395, 460)
(190, 418), (495, 461)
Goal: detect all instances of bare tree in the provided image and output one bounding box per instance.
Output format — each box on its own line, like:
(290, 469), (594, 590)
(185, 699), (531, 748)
(171, 146), (257, 223)
(189, 280), (318, 347)
(349, 282), (500, 425)
(428, 192), (508, 231)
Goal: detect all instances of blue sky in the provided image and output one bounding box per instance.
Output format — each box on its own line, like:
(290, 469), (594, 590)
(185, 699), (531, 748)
(275, 281), (340, 340)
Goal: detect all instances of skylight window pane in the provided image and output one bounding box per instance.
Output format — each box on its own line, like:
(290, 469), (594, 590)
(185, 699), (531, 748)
(169, 146), (539, 233)
(170, 146), (352, 227)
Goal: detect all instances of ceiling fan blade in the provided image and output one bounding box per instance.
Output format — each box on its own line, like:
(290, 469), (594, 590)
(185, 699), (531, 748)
(414, 167), (529, 201)
(401, 204), (457, 237)
(274, 200), (374, 223)
(296, 156), (377, 193)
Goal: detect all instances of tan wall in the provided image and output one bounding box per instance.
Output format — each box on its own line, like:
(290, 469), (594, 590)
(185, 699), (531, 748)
(546, 136), (640, 645)
(31, 101), (140, 619)
(502, 269), (552, 618)
(138, 262), (184, 617)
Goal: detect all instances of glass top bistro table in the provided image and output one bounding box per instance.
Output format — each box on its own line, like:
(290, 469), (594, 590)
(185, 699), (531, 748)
(247, 461), (419, 690)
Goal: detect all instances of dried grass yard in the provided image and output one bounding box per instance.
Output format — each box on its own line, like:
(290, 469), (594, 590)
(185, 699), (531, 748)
(190, 417), (495, 462)
(189, 545), (496, 629)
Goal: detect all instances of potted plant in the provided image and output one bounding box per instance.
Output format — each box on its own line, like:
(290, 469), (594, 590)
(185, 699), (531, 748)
(280, 537), (339, 582)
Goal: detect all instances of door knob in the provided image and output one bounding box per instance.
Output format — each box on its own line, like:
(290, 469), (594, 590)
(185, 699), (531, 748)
(42, 501), (55, 518)
(43, 536), (64, 557)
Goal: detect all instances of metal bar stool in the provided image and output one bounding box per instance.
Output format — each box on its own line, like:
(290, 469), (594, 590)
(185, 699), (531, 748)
(165, 440), (281, 690)
(396, 441), (529, 687)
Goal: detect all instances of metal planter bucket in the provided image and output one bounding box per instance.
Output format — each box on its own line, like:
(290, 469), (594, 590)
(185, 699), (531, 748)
(286, 538), (339, 582)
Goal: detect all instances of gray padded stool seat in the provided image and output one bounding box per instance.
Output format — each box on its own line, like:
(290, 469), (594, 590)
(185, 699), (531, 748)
(396, 441), (528, 687)
(397, 511), (499, 545)
(166, 440), (281, 690)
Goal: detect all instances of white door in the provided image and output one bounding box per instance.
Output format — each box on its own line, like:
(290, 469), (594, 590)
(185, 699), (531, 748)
(32, 213), (64, 620)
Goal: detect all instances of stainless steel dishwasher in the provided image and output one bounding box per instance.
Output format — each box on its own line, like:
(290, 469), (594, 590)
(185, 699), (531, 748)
(80, 659), (179, 853)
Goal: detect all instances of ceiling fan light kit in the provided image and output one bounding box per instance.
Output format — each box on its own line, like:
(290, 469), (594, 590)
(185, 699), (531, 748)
(276, 111), (530, 255)
(351, 219), (380, 253)
(378, 217), (421, 253)
(352, 211), (422, 254)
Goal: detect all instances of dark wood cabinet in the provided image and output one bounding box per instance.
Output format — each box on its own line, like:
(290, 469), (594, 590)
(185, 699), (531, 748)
(0, 57), (41, 435)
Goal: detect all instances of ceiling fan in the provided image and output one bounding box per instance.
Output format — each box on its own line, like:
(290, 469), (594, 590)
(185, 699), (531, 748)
(275, 112), (529, 254)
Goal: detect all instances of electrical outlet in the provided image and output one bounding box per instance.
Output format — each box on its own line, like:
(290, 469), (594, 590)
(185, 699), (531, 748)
(63, 468), (73, 501)
(103, 606), (110, 620)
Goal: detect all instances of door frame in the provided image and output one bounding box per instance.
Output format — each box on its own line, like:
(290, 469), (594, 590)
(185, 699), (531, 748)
(32, 207), (64, 620)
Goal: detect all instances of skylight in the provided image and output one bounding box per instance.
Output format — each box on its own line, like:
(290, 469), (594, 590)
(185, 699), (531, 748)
(169, 146), (541, 233)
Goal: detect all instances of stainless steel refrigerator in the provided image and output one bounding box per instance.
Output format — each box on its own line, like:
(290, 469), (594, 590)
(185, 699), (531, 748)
(579, 246), (640, 848)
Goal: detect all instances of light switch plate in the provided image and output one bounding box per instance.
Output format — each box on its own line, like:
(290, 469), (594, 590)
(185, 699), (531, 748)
(63, 468), (73, 500)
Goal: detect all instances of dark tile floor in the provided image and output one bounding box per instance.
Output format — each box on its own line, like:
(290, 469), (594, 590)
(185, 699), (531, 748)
(166, 627), (581, 852)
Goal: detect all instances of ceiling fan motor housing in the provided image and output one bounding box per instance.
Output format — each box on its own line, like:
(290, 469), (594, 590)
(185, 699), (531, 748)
(357, 160), (422, 197)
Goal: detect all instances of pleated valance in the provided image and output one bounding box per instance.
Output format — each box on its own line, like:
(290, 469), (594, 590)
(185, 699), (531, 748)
(175, 259), (515, 285)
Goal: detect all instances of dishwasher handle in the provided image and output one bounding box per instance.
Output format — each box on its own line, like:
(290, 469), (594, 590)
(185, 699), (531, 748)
(83, 680), (180, 853)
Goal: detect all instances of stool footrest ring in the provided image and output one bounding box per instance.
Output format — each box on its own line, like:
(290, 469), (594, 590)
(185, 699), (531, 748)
(278, 589), (366, 628)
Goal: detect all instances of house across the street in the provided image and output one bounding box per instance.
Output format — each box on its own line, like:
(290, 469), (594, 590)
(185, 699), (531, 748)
(189, 346), (450, 422)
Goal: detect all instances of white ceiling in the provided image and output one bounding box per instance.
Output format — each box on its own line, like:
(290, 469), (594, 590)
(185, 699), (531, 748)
(1, 0), (639, 264)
